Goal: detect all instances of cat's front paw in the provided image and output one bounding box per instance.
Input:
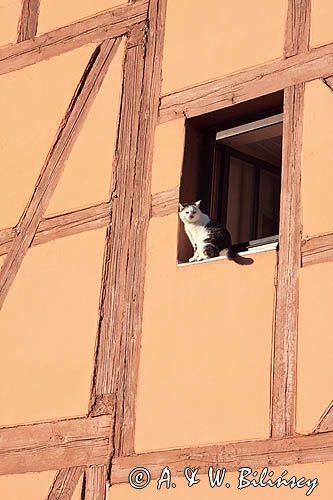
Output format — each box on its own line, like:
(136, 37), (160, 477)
(189, 256), (197, 262)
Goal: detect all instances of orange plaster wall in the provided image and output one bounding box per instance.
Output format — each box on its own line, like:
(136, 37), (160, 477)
(311, 0), (333, 48)
(109, 462), (332, 499)
(296, 263), (333, 434)
(45, 39), (125, 217)
(162, 0), (286, 94)
(135, 215), (275, 452)
(151, 119), (185, 195)
(0, 471), (55, 500)
(0, 45), (94, 230)
(0, 0), (21, 46)
(0, 229), (106, 426)
(38, 0), (127, 34)
(302, 80), (333, 238)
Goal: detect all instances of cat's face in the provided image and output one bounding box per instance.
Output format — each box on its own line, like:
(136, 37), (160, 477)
(179, 200), (202, 224)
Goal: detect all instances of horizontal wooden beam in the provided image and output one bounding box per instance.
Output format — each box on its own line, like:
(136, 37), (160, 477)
(0, 202), (110, 256)
(159, 41), (333, 123)
(111, 431), (333, 484)
(0, 415), (112, 475)
(0, 0), (148, 76)
(151, 188), (179, 217)
(302, 232), (333, 266)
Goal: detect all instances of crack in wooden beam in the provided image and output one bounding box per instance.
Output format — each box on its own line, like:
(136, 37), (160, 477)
(0, 0), (148, 77)
(302, 232), (333, 267)
(0, 38), (121, 311)
(314, 402), (333, 433)
(158, 41), (333, 123)
(47, 466), (85, 500)
(284, 0), (311, 58)
(17, 0), (40, 43)
(0, 415), (112, 476)
(111, 431), (333, 484)
(0, 202), (110, 257)
(84, 465), (107, 500)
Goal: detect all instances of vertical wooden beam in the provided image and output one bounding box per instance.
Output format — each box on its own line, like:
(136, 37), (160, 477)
(284, 0), (311, 58)
(47, 467), (85, 500)
(271, 84), (304, 438)
(0, 38), (121, 311)
(84, 466), (107, 500)
(90, 0), (167, 460)
(271, 0), (310, 440)
(17, 0), (40, 42)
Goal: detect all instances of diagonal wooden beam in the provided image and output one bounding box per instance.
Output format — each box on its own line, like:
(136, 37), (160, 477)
(0, 202), (110, 257)
(47, 467), (85, 500)
(0, 38), (121, 310)
(158, 41), (333, 123)
(314, 402), (333, 434)
(322, 76), (333, 92)
(83, 466), (107, 500)
(17, 0), (40, 42)
(111, 431), (333, 484)
(0, 0), (148, 77)
(284, 0), (311, 58)
(0, 415), (112, 476)
(89, 0), (167, 462)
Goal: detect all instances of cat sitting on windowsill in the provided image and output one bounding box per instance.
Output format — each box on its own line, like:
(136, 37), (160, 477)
(179, 200), (236, 262)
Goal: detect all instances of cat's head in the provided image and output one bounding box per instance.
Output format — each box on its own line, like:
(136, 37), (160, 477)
(179, 200), (202, 224)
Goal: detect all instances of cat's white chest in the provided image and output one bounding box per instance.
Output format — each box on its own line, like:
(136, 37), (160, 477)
(186, 224), (208, 246)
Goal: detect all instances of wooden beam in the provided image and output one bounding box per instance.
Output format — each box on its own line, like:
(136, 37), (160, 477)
(111, 431), (333, 484)
(0, 0), (148, 77)
(0, 38), (120, 310)
(17, 0), (40, 42)
(151, 188), (179, 217)
(271, 85), (304, 438)
(302, 232), (333, 267)
(314, 402), (333, 434)
(284, 0), (311, 58)
(47, 467), (85, 500)
(90, 0), (167, 461)
(0, 202), (110, 256)
(0, 415), (112, 476)
(84, 466), (107, 500)
(158, 41), (333, 123)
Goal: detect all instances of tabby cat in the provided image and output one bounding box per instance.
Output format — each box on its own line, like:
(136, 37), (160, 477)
(179, 200), (235, 262)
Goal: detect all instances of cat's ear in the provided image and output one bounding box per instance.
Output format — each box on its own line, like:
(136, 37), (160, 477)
(179, 203), (184, 211)
(195, 200), (201, 207)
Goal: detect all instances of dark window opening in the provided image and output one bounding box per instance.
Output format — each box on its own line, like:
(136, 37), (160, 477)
(178, 91), (283, 263)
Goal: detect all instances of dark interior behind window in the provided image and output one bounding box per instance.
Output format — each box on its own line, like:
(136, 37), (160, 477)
(178, 91), (283, 263)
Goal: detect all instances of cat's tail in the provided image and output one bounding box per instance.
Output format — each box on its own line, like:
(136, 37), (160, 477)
(225, 247), (254, 266)
(225, 247), (237, 260)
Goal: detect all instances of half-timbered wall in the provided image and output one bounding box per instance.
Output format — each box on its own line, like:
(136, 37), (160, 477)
(0, 0), (332, 498)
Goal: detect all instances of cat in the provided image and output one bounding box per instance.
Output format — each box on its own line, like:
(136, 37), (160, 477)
(179, 200), (235, 262)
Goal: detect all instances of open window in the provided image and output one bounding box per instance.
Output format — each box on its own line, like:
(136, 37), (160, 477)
(178, 91), (283, 263)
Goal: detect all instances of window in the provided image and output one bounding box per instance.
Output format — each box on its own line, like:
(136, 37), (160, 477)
(178, 92), (283, 263)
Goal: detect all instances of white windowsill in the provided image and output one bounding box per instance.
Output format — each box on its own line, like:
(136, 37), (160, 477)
(177, 241), (278, 267)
